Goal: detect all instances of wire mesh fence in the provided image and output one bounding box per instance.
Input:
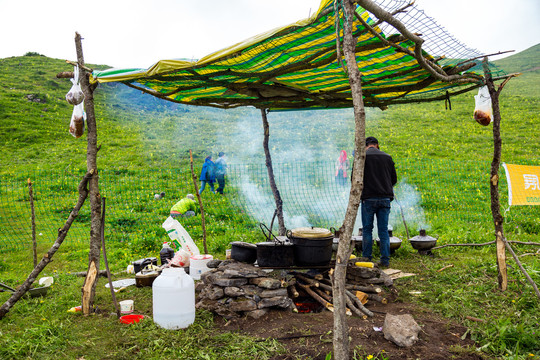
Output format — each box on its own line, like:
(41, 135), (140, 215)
(1, 158), (538, 253)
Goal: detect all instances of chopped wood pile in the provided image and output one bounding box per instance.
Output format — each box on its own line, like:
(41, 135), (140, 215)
(195, 259), (396, 320)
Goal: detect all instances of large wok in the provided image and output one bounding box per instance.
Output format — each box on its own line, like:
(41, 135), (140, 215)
(0, 282), (49, 298)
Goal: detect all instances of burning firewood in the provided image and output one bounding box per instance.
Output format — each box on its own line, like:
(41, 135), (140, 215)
(293, 272), (320, 287)
(296, 282), (330, 309)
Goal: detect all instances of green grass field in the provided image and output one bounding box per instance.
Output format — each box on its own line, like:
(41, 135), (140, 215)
(0, 44), (539, 359)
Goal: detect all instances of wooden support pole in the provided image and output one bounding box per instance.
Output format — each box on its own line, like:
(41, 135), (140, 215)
(75, 32), (103, 315)
(482, 57), (507, 291)
(260, 108), (286, 235)
(331, 2), (369, 357)
(190, 150), (208, 254)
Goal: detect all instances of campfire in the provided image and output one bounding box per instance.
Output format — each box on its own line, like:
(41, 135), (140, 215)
(195, 259), (395, 319)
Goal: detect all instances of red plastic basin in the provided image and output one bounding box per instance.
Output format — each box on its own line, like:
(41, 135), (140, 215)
(119, 314), (144, 324)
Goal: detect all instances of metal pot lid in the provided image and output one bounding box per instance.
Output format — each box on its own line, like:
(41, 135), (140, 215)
(231, 241), (257, 249)
(409, 235), (437, 241)
(289, 227), (333, 239)
(256, 241), (293, 247)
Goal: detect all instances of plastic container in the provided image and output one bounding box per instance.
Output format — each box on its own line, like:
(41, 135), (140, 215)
(119, 314), (144, 324)
(152, 267), (195, 330)
(160, 242), (175, 265)
(119, 299), (134, 314)
(162, 216), (200, 256)
(189, 254), (213, 280)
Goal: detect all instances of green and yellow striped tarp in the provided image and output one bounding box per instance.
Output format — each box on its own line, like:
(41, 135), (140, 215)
(91, 0), (500, 110)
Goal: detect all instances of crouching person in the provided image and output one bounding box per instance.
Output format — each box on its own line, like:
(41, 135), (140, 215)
(170, 194), (197, 218)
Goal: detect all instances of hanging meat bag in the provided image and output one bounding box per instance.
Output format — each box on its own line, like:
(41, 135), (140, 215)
(473, 86), (493, 126)
(69, 102), (86, 138)
(65, 65), (84, 105)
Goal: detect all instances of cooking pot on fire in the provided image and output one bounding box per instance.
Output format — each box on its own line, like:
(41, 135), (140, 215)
(230, 241), (258, 264)
(287, 227), (334, 266)
(257, 223), (294, 268)
(375, 230), (402, 254)
(409, 229), (438, 251)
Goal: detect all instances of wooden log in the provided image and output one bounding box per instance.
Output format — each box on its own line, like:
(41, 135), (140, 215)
(345, 283), (382, 294)
(296, 282), (330, 310)
(289, 301), (298, 313)
(346, 290), (373, 317)
(366, 293), (387, 304)
(345, 293), (368, 319)
(353, 290), (368, 305)
(313, 287), (332, 303)
(318, 281), (374, 317)
(293, 272), (320, 287)
(287, 284), (299, 298)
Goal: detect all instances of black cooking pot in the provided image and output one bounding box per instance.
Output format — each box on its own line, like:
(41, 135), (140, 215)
(409, 229), (438, 251)
(257, 223), (295, 267)
(230, 241), (258, 263)
(287, 227), (334, 266)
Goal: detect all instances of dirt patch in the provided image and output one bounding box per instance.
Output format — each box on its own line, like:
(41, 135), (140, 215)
(216, 300), (484, 359)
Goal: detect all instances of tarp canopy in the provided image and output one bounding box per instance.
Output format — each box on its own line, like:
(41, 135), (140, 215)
(91, 0), (504, 110)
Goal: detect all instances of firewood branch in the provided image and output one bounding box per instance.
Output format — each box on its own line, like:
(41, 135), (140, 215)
(502, 237), (540, 299)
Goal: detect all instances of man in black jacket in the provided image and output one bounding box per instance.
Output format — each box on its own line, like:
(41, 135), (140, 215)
(361, 136), (397, 267)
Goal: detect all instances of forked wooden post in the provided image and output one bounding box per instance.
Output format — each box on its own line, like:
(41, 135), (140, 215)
(74, 32), (103, 315)
(260, 109), (286, 236)
(482, 57), (508, 290)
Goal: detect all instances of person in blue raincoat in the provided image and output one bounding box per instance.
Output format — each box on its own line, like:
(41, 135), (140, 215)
(199, 155), (216, 194)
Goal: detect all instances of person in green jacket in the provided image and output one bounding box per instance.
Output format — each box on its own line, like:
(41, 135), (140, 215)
(170, 194), (197, 218)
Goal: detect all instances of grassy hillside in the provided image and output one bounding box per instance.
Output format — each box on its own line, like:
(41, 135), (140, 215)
(0, 48), (539, 359)
(1, 47), (539, 176)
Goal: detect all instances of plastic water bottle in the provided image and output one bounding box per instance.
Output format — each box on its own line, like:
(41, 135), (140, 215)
(162, 216), (200, 256)
(152, 267), (195, 329)
(159, 242), (175, 265)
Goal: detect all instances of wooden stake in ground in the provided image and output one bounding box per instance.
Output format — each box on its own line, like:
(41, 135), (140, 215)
(27, 179), (37, 268)
(190, 149), (208, 254)
(100, 198), (121, 318)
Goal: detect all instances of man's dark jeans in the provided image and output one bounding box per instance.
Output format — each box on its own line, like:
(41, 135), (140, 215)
(216, 174), (226, 194)
(361, 198), (391, 266)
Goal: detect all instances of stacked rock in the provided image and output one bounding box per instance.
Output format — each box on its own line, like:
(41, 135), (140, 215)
(195, 259), (293, 319)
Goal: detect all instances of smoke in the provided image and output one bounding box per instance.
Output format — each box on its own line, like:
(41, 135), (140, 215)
(391, 180), (430, 234)
(211, 108), (430, 237)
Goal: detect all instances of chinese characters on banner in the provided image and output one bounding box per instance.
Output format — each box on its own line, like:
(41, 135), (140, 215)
(502, 163), (540, 206)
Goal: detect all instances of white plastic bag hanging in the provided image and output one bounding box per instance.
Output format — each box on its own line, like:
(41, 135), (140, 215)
(473, 86), (492, 126)
(69, 102), (86, 138)
(65, 65), (85, 105)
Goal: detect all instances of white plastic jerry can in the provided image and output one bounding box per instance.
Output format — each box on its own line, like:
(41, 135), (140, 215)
(152, 267), (195, 329)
